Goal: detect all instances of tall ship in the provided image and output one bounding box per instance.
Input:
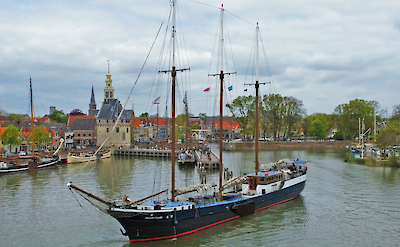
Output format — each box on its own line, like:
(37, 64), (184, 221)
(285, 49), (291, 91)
(68, 1), (306, 242)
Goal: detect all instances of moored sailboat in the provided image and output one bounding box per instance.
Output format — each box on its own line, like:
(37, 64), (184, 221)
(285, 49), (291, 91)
(0, 78), (61, 175)
(67, 1), (306, 242)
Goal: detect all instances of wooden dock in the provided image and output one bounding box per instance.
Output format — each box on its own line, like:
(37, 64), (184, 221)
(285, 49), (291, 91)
(194, 150), (220, 169)
(113, 147), (220, 170)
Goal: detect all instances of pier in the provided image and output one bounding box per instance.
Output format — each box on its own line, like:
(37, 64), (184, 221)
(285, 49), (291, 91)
(113, 147), (221, 170)
(114, 148), (177, 158)
(194, 150), (220, 169)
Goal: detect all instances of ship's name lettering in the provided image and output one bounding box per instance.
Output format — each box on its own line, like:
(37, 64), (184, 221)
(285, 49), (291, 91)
(145, 216), (163, 220)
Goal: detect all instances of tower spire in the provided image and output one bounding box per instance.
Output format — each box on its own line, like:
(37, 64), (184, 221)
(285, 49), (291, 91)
(104, 60), (115, 102)
(89, 84), (97, 116)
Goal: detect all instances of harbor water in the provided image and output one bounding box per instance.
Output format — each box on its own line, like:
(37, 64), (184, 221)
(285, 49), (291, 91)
(1, 147), (400, 247)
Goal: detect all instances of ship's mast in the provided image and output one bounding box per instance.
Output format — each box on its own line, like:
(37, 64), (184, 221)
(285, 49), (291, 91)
(30, 77), (35, 156)
(185, 91), (189, 149)
(209, 5), (235, 198)
(160, 0), (189, 201)
(245, 23), (268, 175)
(171, 0), (177, 201)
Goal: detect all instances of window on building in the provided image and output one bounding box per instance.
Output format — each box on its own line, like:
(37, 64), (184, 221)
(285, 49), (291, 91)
(106, 128), (109, 133)
(88, 133), (91, 137)
(126, 128), (129, 133)
(116, 127), (119, 133)
(77, 133), (80, 137)
(83, 133), (86, 137)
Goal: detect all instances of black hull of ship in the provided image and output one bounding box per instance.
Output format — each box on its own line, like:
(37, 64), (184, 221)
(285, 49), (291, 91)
(108, 180), (306, 242)
(0, 156), (60, 175)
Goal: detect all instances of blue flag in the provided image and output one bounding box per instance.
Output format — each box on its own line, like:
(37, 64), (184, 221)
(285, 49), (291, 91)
(228, 85), (233, 91)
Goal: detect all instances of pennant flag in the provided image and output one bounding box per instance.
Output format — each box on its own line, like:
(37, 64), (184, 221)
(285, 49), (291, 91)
(183, 97), (186, 104)
(153, 96), (160, 104)
(228, 85), (233, 91)
(244, 88), (248, 91)
(204, 87), (210, 92)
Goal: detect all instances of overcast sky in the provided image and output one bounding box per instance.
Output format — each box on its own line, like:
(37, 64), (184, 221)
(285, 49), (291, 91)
(1, 0), (399, 118)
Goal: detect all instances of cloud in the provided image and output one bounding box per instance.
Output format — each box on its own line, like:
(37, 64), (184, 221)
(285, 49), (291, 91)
(1, 0), (400, 118)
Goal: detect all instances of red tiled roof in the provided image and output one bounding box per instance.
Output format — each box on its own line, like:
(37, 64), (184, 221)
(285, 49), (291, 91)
(148, 118), (170, 126)
(68, 115), (96, 126)
(213, 121), (240, 129)
(132, 117), (151, 127)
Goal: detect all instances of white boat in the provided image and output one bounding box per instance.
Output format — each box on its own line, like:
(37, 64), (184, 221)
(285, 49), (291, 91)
(67, 149), (112, 164)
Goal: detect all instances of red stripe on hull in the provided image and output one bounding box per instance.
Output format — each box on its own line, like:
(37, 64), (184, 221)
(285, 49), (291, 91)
(255, 196), (296, 212)
(130, 215), (240, 242)
(129, 196), (298, 242)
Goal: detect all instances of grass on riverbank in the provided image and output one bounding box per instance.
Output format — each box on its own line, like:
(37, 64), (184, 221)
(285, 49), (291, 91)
(345, 156), (400, 168)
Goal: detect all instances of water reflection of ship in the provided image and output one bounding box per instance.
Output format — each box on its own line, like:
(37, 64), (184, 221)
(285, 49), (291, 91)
(0, 168), (53, 197)
(94, 157), (137, 200)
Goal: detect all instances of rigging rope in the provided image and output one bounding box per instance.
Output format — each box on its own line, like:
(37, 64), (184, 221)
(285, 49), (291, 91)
(69, 21), (165, 182)
(69, 187), (121, 235)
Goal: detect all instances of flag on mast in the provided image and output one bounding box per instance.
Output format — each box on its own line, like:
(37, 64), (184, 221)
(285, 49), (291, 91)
(153, 97), (160, 104)
(204, 87), (210, 92)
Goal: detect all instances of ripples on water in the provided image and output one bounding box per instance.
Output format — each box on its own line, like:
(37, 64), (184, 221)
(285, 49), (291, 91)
(1, 149), (400, 247)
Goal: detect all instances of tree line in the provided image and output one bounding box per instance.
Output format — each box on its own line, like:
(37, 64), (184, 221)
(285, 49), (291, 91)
(226, 94), (400, 148)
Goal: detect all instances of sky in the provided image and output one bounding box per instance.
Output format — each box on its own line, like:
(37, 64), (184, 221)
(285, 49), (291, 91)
(1, 0), (400, 118)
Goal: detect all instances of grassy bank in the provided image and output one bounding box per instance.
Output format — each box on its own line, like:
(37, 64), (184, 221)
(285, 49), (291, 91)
(345, 157), (400, 168)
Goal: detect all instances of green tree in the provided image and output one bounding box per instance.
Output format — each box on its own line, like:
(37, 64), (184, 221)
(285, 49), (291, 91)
(334, 99), (375, 140)
(375, 122), (400, 149)
(49, 109), (68, 124)
(282, 96), (305, 139)
(199, 113), (207, 121)
(333, 130), (344, 140)
(309, 120), (326, 140)
(139, 112), (149, 118)
(226, 95), (255, 138)
(176, 114), (186, 127)
(1, 125), (21, 151)
(29, 125), (50, 151)
(303, 113), (338, 138)
(191, 122), (200, 129)
(391, 104), (400, 122)
(7, 113), (25, 122)
(262, 94), (285, 141)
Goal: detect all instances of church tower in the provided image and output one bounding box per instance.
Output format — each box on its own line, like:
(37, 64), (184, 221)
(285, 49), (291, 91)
(88, 85), (96, 116)
(104, 60), (115, 103)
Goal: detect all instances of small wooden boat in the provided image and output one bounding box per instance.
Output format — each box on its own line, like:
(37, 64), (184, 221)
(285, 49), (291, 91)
(67, 149), (112, 164)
